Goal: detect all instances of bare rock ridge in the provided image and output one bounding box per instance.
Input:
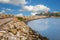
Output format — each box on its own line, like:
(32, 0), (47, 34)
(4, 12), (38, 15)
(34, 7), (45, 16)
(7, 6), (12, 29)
(0, 14), (48, 40)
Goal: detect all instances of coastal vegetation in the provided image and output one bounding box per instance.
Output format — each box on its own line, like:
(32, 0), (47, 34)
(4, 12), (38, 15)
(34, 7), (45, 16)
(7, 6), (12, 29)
(16, 17), (25, 21)
(36, 12), (60, 17)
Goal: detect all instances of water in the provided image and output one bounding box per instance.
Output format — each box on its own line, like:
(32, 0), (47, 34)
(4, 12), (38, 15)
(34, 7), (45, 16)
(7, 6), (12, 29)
(28, 18), (60, 40)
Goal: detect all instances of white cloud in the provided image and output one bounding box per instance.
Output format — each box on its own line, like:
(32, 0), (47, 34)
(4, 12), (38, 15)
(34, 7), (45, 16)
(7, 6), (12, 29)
(22, 4), (50, 15)
(31, 12), (37, 16)
(0, 0), (50, 16)
(53, 11), (59, 13)
(19, 10), (24, 12)
(0, 0), (27, 5)
(5, 8), (14, 12)
(6, 8), (12, 11)
(16, 13), (23, 16)
(22, 5), (33, 11)
(0, 10), (5, 14)
(0, 0), (10, 3)
(23, 5), (50, 12)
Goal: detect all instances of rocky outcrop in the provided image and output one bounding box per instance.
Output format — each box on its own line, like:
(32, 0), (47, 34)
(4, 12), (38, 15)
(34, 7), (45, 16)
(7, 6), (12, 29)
(0, 15), (48, 40)
(0, 17), (29, 40)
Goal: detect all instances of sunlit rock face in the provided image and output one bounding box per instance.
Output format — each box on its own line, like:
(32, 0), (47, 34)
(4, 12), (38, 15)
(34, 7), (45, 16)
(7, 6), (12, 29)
(0, 18), (29, 40)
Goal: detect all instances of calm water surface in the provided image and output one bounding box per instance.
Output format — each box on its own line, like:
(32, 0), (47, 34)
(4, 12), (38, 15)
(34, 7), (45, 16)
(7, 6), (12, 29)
(28, 18), (60, 40)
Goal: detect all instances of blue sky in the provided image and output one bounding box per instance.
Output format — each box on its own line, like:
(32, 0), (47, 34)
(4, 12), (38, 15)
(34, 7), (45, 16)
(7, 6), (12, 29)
(0, 0), (60, 16)
(28, 0), (60, 11)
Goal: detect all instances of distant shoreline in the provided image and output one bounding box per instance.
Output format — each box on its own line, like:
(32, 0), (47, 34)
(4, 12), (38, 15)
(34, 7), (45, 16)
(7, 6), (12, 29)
(50, 16), (60, 18)
(26, 16), (60, 24)
(25, 16), (48, 24)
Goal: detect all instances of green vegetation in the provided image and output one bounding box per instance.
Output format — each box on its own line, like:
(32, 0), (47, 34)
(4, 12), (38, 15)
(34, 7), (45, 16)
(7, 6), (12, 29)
(17, 17), (26, 21)
(36, 12), (60, 17)
(53, 13), (60, 16)
(17, 17), (24, 21)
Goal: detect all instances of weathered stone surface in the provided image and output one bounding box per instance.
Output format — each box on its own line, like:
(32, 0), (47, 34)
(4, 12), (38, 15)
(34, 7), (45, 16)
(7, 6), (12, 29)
(9, 28), (17, 35)
(0, 32), (4, 36)
(0, 16), (48, 40)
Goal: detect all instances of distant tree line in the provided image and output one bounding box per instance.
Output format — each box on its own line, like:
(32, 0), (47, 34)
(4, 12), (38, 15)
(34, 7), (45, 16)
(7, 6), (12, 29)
(36, 12), (60, 17)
